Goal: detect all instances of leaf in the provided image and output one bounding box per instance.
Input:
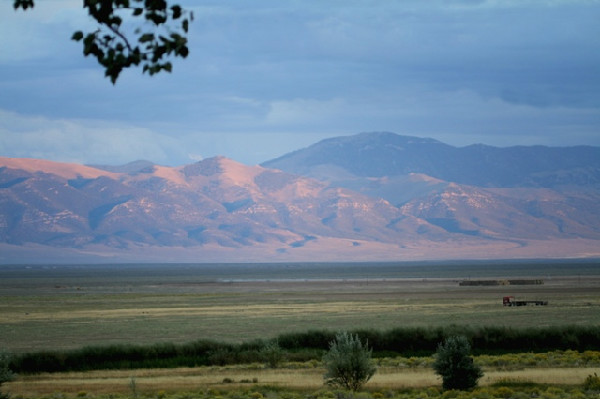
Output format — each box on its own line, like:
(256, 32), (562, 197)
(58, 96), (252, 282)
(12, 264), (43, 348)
(13, 0), (35, 10)
(171, 5), (182, 19)
(71, 31), (84, 41)
(110, 15), (123, 27)
(139, 33), (155, 43)
(65, 2), (193, 83)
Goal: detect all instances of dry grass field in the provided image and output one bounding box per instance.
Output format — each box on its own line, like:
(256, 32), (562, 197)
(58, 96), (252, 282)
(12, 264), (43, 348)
(5, 364), (600, 397)
(1, 264), (599, 352)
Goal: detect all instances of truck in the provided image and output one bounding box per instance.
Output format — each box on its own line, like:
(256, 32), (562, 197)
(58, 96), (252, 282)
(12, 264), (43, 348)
(503, 296), (548, 306)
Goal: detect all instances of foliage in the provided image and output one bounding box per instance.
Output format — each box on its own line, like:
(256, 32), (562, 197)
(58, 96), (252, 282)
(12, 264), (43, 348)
(0, 351), (14, 399)
(278, 329), (336, 351)
(0, 351), (14, 386)
(13, 0), (192, 84)
(433, 336), (483, 391)
(260, 340), (284, 368)
(277, 325), (600, 356)
(322, 331), (376, 391)
(10, 326), (600, 374)
(583, 372), (600, 391)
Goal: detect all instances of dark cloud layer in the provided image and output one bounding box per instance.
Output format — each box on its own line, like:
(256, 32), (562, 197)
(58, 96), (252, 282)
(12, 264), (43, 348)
(1, 1), (598, 165)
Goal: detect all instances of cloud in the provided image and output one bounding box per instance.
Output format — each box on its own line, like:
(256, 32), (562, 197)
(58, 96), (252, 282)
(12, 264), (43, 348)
(0, 0), (598, 166)
(0, 109), (185, 165)
(266, 98), (346, 127)
(0, 0), (87, 64)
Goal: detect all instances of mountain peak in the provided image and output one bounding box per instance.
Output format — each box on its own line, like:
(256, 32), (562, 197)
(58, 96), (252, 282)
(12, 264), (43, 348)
(307, 132), (444, 150)
(181, 156), (264, 188)
(182, 156), (226, 177)
(262, 132), (453, 178)
(355, 131), (443, 145)
(263, 132), (600, 187)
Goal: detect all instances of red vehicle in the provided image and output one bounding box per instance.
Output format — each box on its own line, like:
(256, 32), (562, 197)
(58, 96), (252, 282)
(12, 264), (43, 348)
(503, 296), (548, 306)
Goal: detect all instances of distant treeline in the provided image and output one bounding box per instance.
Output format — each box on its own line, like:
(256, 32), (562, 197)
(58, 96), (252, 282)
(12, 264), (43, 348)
(10, 325), (600, 373)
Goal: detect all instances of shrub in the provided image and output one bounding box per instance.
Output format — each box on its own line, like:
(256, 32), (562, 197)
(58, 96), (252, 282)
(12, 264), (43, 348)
(322, 331), (376, 391)
(129, 376), (138, 399)
(0, 350), (14, 399)
(0, 352), (14, 383)
(433, 335), (483, 391)
(260, 340), (284, 368)
(583, 372), (600, 391)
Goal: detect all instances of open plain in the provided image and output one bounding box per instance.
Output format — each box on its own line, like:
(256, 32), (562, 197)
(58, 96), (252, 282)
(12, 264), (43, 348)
(1, 260), (600, 397)
(1, 261), (600, 352)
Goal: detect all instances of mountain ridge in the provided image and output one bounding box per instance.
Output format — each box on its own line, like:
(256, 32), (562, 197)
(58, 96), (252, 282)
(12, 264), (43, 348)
(1, 133), (600, 263)
(262, 132), (600, 188)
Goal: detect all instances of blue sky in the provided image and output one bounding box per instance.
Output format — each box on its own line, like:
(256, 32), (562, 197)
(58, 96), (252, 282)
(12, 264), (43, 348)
(1, 0), (599, 166)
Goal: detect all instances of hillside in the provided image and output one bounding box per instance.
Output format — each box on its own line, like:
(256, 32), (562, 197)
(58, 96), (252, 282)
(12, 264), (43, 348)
(0, 156), (458, 262)
(262, 132), (600, 256)
(262, 132), (600, 188)
(1, 132), (600, 263)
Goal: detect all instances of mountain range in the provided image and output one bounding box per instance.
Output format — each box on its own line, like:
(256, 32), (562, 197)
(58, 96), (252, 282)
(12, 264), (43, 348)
(1, 132), (599, 263)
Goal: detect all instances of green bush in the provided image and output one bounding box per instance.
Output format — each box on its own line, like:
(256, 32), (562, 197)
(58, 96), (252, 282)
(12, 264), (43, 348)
(0, 351), (14, 386)
(0, 350), (14, 399)
(433, 335), (483, 391)
(260, 340), (284, 368)
(583, 372), (600, 391)
(322, 331), (376, 391)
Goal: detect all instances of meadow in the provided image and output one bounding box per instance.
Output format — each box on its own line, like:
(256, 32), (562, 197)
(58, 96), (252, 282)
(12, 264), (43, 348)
(1, 260), (600, 397)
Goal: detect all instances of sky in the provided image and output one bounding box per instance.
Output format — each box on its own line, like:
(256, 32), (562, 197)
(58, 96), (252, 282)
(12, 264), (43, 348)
(0, 0), (599, 166)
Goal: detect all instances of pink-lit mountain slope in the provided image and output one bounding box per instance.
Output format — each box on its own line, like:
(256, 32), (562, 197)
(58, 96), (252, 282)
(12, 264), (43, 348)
(1, 154), (599, 263)
(261, 132), (600, 260)
(0, 156), (450, 262)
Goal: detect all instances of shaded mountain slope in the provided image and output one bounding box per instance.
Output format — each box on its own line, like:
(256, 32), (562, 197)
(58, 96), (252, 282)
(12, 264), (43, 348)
(263, 132), (600, 188)
(262, 132), (600, 249)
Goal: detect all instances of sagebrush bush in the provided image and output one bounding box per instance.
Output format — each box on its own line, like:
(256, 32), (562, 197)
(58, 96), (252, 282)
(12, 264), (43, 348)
(260, 340), (284, 368)
(322, 331), (376, 391)
(433, 335), (483, 391)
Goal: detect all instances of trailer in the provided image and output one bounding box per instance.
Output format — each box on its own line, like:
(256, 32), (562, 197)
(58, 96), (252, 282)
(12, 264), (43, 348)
(503, 296), (548, 306)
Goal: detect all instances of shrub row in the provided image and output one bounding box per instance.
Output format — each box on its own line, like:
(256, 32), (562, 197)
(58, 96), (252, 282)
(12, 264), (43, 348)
(279, 325), (600, 356)
(10, 325), (600, 373)
(11, 340), (266, 374)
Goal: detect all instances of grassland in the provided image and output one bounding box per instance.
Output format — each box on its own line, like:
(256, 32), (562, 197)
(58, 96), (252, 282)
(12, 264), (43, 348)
(1, 261), (599, 352)
(1, 260), (600, 397)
